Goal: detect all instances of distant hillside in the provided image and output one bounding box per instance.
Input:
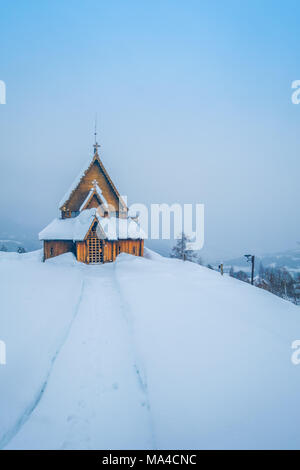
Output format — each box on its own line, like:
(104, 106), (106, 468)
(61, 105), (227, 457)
(0, 240), (23, 251)
(0, 238), (41, 253)
(223, 247), (300, 277)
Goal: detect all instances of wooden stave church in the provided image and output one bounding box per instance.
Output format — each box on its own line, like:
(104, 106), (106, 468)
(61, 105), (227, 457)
(39, 144), (144, 264)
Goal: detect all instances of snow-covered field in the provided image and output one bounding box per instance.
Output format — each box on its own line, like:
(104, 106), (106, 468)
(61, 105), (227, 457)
(0, 248), (299, 450)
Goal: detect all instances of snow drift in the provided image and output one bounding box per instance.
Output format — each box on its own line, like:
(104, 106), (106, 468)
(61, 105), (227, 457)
(0, 248), (299, 449)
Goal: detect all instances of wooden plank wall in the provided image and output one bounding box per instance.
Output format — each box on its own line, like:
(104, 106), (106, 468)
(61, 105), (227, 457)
(44, 240), (75, 261)
(44, 239), (144, 263)
(103, 240), (144, 263)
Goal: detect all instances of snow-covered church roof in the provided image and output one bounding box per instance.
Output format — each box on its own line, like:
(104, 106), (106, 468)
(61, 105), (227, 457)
(39, 209), (145, 242)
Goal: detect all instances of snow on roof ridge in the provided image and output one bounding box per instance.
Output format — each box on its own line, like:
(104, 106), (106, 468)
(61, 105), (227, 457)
(79, 181), (109, 212)
(94, 181), (108, 207)
(79, 188), (94, 212)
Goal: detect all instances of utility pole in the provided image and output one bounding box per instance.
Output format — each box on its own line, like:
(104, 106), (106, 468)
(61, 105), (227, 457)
(251, 255), (255, 285)
(245, 254), (255, 285)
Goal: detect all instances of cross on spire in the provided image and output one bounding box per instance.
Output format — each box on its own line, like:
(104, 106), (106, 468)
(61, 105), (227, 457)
(93, 114), (101, 155)
(93, 141), (100, 154)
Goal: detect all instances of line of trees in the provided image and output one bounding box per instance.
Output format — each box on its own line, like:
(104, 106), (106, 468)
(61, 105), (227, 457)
(170, 234), (300, 305)
(229, 262), (300, 304)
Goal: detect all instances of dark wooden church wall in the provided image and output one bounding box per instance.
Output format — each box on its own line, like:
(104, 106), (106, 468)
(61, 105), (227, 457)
(44, 240), (75, 261)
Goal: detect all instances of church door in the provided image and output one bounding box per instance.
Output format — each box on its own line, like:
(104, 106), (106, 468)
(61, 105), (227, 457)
(87, 222), (104, 263)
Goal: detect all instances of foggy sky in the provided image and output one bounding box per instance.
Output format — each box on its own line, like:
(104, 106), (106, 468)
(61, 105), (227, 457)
(0, 0), (299, 261)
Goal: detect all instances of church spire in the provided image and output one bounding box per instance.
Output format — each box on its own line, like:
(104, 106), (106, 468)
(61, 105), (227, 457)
(93, 114), (100, 155)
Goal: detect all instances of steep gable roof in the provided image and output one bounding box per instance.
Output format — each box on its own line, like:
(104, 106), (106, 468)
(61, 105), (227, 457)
(59, 152), (127, 211)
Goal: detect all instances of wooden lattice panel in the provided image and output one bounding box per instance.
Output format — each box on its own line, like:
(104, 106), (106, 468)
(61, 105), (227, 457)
(87, 237), (103, 263)
(87, 223), (103, 263)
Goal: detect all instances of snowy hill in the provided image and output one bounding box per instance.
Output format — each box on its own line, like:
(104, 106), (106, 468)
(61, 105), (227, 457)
(0, 249), (300, 449)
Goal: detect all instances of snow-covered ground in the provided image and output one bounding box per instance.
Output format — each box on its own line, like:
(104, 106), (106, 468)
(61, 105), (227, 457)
(0, 248), (300, 449)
